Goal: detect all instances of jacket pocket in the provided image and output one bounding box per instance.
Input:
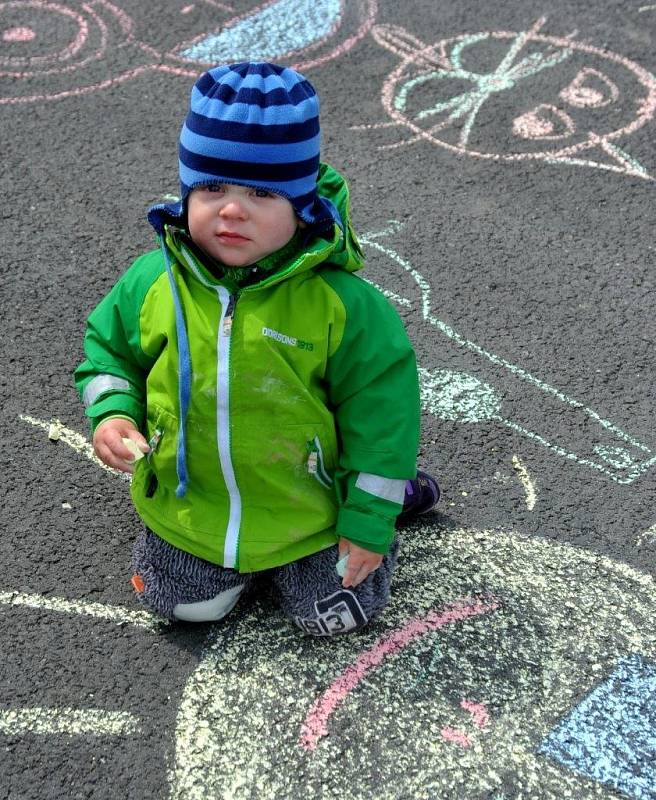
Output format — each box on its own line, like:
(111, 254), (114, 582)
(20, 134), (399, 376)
(141, 405), (178, 485)
(306, 435), (334, 490)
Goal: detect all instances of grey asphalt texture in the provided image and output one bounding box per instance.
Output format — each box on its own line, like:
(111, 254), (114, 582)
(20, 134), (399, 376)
(1, 1), (655, 798)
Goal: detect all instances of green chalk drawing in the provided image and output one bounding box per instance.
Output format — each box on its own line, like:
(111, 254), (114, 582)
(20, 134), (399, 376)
(418, 368), (502, 423)
(360, 221), (656, 484)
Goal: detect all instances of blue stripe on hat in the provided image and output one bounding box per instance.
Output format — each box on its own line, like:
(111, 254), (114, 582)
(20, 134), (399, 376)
(195, 63), (316, 102)
(181, 126), (320, 165)
(193, 75), (316, 108)
(190, 89), (318, 125)
(185, 109), (319, 145)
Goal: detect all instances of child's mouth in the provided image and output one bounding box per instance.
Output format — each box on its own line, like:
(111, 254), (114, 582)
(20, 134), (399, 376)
(217, 231), (249, 244)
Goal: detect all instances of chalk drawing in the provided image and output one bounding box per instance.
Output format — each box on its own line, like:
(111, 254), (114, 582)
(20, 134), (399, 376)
(0, 707), (139, 737)
(359, 221), (656, 485)
(635, 523), (656, 547)
(356, 18), (656, 180)
(19, 414), (129, 481)
(540, 654), (656, 800)
(299, 596), (502, 751)
(0, 591), (162, 747)
(168, 526), (656, 798)
(179, 0), (342, 62)
(512, 454), (537, 510)
(0, 0), (377, 104)
(0, 589), (166, 631)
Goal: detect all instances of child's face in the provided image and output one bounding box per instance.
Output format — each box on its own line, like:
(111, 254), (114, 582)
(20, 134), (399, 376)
(187, 184), (300, 267)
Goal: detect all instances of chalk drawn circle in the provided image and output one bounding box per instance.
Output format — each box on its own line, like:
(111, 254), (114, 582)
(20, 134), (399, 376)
(382, 27), (656, 162)
(0, 1), (89, 70)
(169, 528), (656, 798)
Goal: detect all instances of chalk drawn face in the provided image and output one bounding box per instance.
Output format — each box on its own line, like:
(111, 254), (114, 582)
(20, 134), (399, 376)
(373, 18), (656, 179)
(0, 0), (377, 104)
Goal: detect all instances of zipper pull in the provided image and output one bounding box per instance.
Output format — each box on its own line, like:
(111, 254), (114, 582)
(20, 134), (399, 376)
(222, 295), (236, 336)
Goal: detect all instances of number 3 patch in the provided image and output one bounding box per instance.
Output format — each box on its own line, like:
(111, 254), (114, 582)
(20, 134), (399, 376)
(295, 591), (368, 636)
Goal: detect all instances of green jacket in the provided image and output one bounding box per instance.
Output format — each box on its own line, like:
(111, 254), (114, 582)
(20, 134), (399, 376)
(75, 165), (420, 572)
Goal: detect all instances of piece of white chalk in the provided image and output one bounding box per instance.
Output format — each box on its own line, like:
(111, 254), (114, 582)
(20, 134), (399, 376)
(122, 438), (145, 461)
(336, 553), (349, 577)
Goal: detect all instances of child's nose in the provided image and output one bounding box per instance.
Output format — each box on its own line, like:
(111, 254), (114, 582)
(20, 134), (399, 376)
(219, 195), (248, 219)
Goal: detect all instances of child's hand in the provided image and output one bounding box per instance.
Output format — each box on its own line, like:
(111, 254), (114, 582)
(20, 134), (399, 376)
(338, 538), (383, 588)
(93, 418), (149, 474)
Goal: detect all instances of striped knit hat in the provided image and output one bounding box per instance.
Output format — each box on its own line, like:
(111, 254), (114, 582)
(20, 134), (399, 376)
(149, 62), (337, 233)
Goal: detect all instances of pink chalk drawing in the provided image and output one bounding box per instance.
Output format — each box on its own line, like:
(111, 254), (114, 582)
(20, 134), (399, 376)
(3, 25), (35, 41)
(0, 0), (376, 105)
(357, 16), (656, 179)
(513, 104), (575, 140)
(299, 596), (501, 751)
(440, 699), (491, 748)
(460, 698), (490, 729)
(441, 727), (473, 747)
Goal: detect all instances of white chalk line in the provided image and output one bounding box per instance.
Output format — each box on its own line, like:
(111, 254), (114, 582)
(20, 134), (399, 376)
(19, 415), (129, 481)
(360, 222), (656, 484)
(511, 455), (537, 510)
(0, 707), (139, 737)
(635, 523), (656, 547)
(0, 590), (167, 632)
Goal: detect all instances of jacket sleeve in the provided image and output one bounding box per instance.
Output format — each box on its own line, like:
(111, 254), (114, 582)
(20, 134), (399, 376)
(74, 253), (161, 432)
(321, 269), (420, 554)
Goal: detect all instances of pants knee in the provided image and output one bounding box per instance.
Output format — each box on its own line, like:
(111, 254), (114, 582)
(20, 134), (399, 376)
(172, 584), (245, 622)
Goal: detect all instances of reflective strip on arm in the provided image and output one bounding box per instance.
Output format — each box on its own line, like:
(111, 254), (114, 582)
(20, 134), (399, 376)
(83, 374), (131, 407)
(354, 472), (406, 504)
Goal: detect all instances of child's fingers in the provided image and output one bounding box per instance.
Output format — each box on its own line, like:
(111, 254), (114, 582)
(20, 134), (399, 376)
(342, 556), (379, 588)
(95, 427), (144, 472)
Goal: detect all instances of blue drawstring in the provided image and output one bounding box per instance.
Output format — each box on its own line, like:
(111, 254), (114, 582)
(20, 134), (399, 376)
(158, 235), (191, 498)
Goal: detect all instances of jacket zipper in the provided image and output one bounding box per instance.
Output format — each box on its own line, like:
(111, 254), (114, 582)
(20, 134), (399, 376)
(178, 241), (243, 568)
(217, 287), (241, 569)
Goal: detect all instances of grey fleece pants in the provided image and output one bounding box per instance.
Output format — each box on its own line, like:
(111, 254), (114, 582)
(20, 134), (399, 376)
(132, 529), (399, 636)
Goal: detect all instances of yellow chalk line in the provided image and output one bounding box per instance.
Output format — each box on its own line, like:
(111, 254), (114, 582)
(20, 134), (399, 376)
(0, 707), (139, 736)
(19, 414), (129, 481)
(512, 454), (537, 510)
(0, 590), (166, 632)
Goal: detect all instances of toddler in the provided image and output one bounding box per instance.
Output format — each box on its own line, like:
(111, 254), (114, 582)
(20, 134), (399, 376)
(75, 62), (439, 635)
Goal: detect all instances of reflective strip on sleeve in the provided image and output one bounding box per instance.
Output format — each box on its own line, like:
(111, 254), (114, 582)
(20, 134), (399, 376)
(82, 374), (131, 407)
(354, 472), (406, 504)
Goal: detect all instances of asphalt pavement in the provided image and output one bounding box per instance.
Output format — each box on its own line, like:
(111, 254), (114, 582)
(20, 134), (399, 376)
(1, 1), (655, 798)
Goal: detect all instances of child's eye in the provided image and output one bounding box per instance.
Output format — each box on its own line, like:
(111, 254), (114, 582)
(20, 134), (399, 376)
(254, 188), (272, 198)
(205, 184), (225, 193)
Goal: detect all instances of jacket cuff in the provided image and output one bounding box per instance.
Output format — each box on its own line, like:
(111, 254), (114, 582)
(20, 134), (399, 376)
(85, 394), (144, 432)
(336, 506), (396, 555)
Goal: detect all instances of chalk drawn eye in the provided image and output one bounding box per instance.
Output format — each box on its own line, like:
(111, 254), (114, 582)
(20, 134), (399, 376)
(559, 68), (619, 108)
(512, 104), (576, 140)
